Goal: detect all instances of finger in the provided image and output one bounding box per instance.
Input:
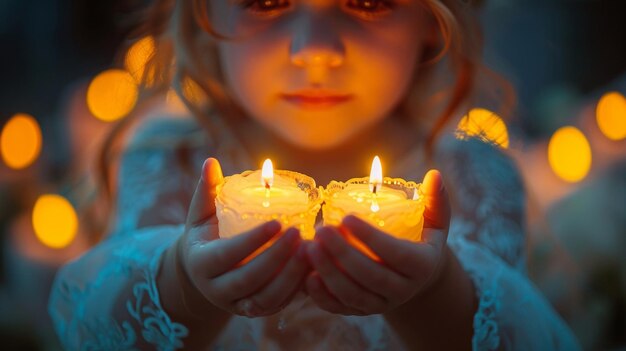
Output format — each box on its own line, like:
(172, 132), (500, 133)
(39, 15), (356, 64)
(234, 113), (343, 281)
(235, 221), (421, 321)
(316, 227), (410, 302)
(192, 221), (282, 277)
(341, 215), (436, 278)
(308, 241), (387, 314)
(305, 272), (363, 316)
(186, 157), (223, 229)
(419, 170), (451, 250)
(421, 169), (451, 230)
(241, 243), (311, 316)
(213, 228), (301, 300)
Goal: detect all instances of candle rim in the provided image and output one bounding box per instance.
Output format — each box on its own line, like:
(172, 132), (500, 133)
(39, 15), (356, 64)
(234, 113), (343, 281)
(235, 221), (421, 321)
(325, 176), (422, 201)
(217, 168), (322, 202)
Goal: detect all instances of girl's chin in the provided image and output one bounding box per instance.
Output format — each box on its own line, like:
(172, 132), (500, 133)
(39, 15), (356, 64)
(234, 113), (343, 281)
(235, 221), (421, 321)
(277, 131), (355, 151)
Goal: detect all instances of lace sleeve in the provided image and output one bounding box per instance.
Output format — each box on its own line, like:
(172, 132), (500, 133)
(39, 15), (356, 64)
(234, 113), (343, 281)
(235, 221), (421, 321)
(436, 137), (581, 351)
(112, 116), (208, 236)
(49, 225), (187, 350)
(437, 137), (526, 271)
(49, 117), (207, 350)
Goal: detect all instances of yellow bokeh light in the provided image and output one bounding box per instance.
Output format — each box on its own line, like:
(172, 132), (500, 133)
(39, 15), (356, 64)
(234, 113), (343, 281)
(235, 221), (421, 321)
(596, 91), (626, 141)
(0, 113), (42, 169)
(457, 107), (509, 148)
(124, 36), (156, 85)
(548, 126), (592, 183)
(87, 69), (138, 122)
(32, 194), (78, 249)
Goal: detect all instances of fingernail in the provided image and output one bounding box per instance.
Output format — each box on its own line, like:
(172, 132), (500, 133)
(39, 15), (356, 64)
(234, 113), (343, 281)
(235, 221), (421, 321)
(201, 159), (209, 182)
(342, 215), (360, 228)
(265, 220), (281, 234)
(237, 299), (259, 317)
(285, 228), (301, 242)
(341, 215), (352, 227)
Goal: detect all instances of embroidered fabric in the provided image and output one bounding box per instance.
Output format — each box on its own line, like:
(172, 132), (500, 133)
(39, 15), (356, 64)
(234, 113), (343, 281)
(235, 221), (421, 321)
(49, 225), (187, 351)
(49, 117), (581, 350)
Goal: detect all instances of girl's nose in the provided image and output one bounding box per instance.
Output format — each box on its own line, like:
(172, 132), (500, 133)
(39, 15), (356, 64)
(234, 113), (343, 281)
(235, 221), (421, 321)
(289, 12), (345, 68)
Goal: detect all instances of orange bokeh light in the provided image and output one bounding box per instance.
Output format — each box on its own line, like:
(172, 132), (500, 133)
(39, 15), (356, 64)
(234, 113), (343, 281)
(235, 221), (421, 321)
(0, 113), (42, 169)
(596, 91), (626, 141)
(32, 194), (78, 249)
(87, 69), (138, 122)
(548, 126), (592, 183)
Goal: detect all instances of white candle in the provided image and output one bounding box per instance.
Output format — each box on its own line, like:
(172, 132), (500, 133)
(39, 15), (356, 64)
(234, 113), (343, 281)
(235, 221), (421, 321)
(323, 156), (425, 241)
(215, 159), (322, 240)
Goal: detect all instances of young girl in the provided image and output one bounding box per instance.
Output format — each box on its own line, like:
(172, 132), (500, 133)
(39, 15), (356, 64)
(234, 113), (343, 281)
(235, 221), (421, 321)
(49, 0), (581, 349)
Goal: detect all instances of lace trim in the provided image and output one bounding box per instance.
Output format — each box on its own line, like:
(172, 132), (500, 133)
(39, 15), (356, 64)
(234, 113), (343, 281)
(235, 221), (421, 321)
(471, 268), (502, 351)
(80, 318), (137, 351)
(50, 227), (188, 350)
(437, 136), (526, 271)
(448, 234), (502, 351)
(126, 247), (189, 350)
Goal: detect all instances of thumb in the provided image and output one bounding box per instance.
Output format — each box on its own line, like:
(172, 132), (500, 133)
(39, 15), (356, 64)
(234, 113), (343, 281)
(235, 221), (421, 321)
(421, 169), (451, 230)
(186, 157), (224, 228)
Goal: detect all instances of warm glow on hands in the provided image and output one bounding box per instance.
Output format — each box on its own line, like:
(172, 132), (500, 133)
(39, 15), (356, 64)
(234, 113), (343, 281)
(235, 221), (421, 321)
(306, 170), (449, 316)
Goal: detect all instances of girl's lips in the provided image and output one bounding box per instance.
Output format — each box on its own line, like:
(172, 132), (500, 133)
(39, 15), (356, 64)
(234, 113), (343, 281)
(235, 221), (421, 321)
(281, 91), (353, 109)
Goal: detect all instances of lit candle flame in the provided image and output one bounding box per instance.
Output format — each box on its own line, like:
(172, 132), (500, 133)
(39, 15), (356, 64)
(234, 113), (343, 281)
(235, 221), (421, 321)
(261, 159), (273, 207)
(369, 156), (382, 193)
(262, 159), (274, 188)
(369, 156), (382, 212)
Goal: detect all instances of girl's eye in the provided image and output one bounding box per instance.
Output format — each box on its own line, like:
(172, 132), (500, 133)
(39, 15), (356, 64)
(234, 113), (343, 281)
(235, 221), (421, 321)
(239, 0), (290, 14)
(237, 0), (395, 19)
(345, 0), (395, 17)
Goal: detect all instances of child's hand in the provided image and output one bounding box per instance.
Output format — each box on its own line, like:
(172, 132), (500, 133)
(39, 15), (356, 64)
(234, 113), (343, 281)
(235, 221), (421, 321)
(305, 170), (450, 315)
(176, 158), (310, 318)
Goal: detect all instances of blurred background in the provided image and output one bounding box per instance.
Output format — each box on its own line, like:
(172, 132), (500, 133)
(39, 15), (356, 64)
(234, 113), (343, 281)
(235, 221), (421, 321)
(0, 0), (625, 350)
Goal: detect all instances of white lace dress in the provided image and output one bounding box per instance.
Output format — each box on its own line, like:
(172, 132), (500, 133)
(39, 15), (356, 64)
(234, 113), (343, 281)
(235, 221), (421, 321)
(48, 117), (581, 350)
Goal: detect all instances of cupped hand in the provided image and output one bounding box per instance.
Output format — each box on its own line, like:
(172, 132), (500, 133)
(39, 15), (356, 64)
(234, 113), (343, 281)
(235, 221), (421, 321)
(178, 158), (310, 317)
(305, 170), (451, 315)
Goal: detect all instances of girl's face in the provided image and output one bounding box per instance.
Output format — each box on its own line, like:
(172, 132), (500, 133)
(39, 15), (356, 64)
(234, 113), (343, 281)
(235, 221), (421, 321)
(210, 0), (433, 150)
